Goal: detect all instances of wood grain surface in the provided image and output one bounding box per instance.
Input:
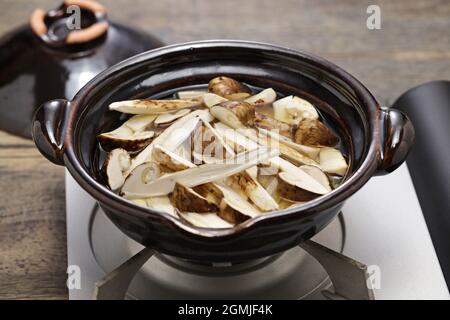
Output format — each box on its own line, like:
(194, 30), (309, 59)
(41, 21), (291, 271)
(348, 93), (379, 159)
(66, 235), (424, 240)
(0, 0), (449, 299)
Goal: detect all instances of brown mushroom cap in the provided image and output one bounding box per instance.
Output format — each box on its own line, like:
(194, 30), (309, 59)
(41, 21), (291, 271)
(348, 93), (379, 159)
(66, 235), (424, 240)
(171, 183), (219, 213)
(208, 76), (252, 98)
(294, 118), (339, 147)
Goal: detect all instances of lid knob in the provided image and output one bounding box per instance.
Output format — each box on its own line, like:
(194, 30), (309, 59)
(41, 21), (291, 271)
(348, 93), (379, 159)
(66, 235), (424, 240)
(30, 0), (108, 47)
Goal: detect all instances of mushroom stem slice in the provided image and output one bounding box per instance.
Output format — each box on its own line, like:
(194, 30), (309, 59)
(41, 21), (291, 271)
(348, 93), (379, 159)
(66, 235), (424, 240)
(122, 147), (279, 198)
(176, 90), (207, 100)
(273, 95), (319, 124)
(104, 148), (131, 190)
(319, 147), (348, 176)
(202, 93), (228, 108)
(252, 112), (292, 138)
(294, 118), (339, 147)
(279, 170), (330, 195)
(245, 88), (277, 105)
(257, 127), (320, 159)
(236, 127), (318, 166)
(215, 184), (261, 224)
(299, 165), (332, 192)
(153, 145), (196, 172)
(130, 196), (176, 217)
(210, 101), (255, 128)
(128, 110), (214, 174)
(109, 99), (201, 114)
(154, 109), (191, 125)
(193, 183), (225, 206)
(177, 211), (233, 228)
(226, 171), (279, 211)
(124, 114), (158, 132)
(208, 76), (251, 99)
(171, 183), (219, 213)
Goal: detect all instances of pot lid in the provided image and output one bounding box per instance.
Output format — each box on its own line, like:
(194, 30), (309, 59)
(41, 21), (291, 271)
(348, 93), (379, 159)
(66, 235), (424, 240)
(0, 0), (164, 138)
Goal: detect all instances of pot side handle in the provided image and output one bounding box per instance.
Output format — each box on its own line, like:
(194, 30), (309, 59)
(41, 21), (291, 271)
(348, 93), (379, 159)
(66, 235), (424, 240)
(31, 99), (71, 166)
(375, 108), (415, 175)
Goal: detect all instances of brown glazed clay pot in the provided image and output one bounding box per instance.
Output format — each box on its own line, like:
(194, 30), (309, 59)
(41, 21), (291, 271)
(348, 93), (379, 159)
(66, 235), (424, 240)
(0, 0), (163, 138)
(32, 41), (415, 262)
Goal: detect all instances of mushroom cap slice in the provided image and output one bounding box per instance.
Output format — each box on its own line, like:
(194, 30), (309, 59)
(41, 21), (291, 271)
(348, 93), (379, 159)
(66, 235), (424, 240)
(98, 128), (155, 152)
(98, 114), (157, 151)
(177, 211), (233, 228)
(294, 118), (339, 147)
(319, 147), (348, 176)
(210, 101), (255, 128)
(104, 148), (131, 190)
(245, 88), (277, 105)
(171, 183), (219, 213)
(208, 76), (251, 98)
(273, 95), (319, 124)
(109, 99), (201, 114)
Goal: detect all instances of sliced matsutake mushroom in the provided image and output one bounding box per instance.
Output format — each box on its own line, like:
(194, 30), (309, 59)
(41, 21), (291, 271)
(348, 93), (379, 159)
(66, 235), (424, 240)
(318, 147), (348, 176)
(122, 147), (279, 198)
(248, 128), (318, 166)
(171, 183), (219, 213)
(121, 161), (160, 193)
(273, 95), (319, 125)
(153, 145), (196, 172)
(257, 128), (320, 159)
(154, 109), (191, 125)
(215, 183), (261, 224)
(192, 121), (235, 162)
(129, 196), (176, 216)
(294, 118), (339, 147)
(210, 101), (255, 128)
(277, 169), (330, 202)
(129, 113), (202, 173)
(208, 76), (252, 99)
(299, 165), (332, 192)
(244, 88), (277, 105)
(177, 211), (233, 228)
(252, 112), (292, 138)
(103, 148), (131, 190)
(225, 170), (279, 211)
(176, 90), (207, 100)
(202, 93), (228, 108)
(98, 114), (157, 151)
(98, 127), (155, 152)
(193, 183), (224, 206)
(109, 98), (201, 114)
(124, 114), (158, 132)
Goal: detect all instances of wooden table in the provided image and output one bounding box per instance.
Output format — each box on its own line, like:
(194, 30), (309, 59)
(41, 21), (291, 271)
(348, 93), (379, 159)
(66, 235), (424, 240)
(0, 0), (449, 299)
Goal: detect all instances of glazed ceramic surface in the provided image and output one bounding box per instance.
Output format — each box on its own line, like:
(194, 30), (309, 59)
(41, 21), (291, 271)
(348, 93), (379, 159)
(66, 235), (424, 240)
(0, 1), (163, 138)
(32, 41), (414, 262)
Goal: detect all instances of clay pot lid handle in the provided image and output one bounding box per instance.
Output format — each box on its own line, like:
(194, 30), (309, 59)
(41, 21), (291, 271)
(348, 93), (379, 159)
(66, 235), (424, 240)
(30, 0), (108, 46)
